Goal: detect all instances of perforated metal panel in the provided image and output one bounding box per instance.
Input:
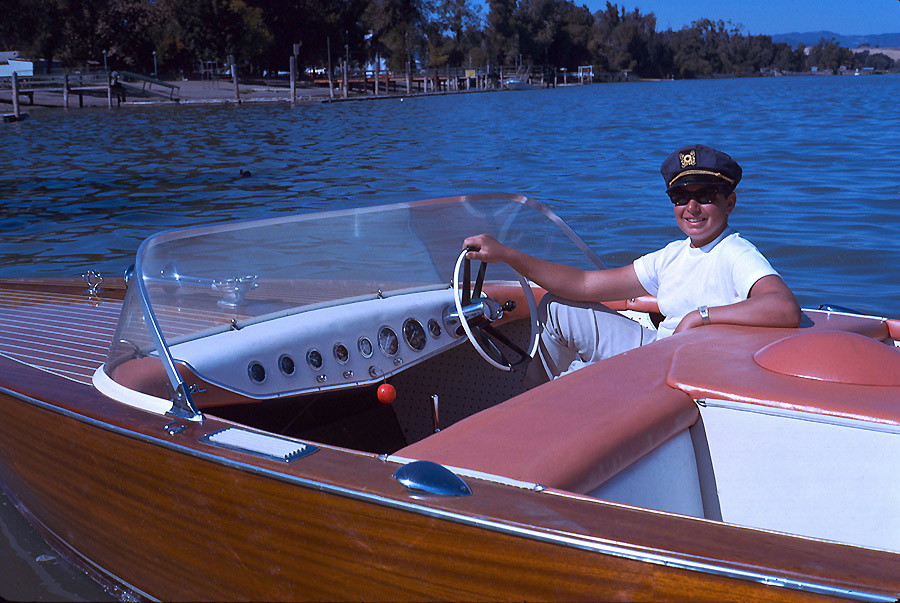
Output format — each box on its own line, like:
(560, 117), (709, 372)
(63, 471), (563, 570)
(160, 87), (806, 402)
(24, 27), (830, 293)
(390, 322), (532, 444)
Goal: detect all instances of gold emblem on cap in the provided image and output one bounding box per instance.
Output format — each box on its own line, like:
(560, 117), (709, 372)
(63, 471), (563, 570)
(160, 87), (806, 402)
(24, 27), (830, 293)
(679, 149), (696, 169)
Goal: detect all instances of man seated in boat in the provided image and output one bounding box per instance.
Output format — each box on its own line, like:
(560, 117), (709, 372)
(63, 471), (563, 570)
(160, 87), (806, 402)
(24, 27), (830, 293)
(463, 144), (802, 384)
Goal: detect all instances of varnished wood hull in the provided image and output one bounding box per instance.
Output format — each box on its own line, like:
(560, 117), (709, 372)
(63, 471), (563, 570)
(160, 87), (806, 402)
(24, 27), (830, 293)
(1, 282), (899, 601)
(0, 384), (857, 601)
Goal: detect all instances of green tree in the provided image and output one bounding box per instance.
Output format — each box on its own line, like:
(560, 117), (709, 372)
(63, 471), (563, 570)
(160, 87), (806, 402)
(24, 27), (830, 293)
(28, 0), (108, 70)
(155, 0), (272, 73)
(428, 0), (482, 67)
(590, 3), (661, 77)
(95, 0), (160, 72)
(517, 0), (592, 70)
(856, 50), (894, 71)
(363, 0), (427, 71)
(807, 38), (855, 73)
(485, 0), (518, 65)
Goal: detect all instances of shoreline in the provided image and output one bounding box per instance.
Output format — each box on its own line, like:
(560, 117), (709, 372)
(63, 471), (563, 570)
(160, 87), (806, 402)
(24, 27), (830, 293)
(1, 77), (511, 115)
(4, 69), (896, 117)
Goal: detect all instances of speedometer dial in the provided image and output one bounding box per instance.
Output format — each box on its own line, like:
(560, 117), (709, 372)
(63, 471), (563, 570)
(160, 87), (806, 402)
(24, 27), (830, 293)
(403, 318), (427, 351)
(378, 326), (399, 356)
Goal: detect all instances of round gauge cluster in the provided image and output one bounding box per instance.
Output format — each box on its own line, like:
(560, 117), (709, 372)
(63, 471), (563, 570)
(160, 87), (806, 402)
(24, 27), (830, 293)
(245, 313), (446, 387)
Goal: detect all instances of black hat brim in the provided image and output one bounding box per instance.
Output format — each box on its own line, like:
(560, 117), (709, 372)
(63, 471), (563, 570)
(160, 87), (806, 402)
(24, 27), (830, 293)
(666, 171), (734, 193)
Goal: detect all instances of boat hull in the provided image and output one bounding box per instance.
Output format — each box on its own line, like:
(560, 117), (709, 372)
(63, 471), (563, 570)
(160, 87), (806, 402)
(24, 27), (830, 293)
(2, 281), (900, 601)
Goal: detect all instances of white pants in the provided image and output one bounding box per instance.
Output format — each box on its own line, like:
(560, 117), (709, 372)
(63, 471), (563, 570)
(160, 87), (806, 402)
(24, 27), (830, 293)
(524, 295), (657, 387)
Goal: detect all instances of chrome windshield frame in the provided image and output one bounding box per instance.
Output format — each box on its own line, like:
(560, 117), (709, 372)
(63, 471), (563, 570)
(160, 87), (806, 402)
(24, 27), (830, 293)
(133, 236), (202, 421)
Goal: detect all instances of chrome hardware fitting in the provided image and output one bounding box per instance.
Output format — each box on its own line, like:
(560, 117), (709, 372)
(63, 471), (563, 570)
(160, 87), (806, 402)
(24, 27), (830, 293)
(82, 270), (104, 295)
(213, 275), (259, 308)
(152, 264), (258, 307)
(431, 394), (440, 433)
(394, 460), (472, 497)
(164, 422), (188, 436)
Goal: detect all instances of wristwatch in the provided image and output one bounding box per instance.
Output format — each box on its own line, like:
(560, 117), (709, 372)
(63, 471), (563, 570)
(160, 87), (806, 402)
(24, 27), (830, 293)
(698, 305), (711, 325)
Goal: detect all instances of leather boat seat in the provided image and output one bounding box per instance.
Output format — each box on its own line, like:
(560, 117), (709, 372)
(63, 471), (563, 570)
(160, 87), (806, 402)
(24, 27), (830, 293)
(397, 341), (698, 495)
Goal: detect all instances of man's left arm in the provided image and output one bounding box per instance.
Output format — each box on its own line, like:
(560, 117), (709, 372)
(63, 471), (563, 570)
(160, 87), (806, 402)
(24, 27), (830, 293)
(674, 275), (802, 333)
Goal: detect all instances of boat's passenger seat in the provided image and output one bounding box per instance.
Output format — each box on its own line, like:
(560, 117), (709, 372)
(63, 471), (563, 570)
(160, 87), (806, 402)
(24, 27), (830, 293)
(397, 338), (708, 517)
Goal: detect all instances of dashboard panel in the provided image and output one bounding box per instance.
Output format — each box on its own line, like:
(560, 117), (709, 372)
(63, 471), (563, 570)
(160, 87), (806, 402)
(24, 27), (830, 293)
(170, 288), (468, 398)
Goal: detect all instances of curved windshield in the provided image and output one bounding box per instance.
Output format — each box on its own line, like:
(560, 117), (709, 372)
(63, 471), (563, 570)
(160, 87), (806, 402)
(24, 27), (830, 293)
(103, 194), (604, 413)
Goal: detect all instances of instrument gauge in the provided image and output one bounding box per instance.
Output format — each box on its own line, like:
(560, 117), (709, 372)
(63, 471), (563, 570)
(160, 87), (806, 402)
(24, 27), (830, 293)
(427, 318), (442, 338)
(358, 336), (374, 358)
(248, 361), (266, 383)
(334, 343), (350, 364)
(306, 349), (323, 370)
(378, 326), (399, 356)
(279, 354), (295, 376)
(403, 318), (427, 351)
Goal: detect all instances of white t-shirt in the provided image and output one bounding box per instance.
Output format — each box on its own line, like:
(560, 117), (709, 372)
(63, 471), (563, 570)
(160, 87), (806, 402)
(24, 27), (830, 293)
(632, 228), (779, 339)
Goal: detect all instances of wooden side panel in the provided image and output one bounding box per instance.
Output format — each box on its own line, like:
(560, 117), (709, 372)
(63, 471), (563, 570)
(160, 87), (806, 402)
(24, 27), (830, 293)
(0, 389), (850, 602)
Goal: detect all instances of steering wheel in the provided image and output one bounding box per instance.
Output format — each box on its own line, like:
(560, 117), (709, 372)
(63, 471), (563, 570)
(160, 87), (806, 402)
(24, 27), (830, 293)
(452, 248), (540, 371)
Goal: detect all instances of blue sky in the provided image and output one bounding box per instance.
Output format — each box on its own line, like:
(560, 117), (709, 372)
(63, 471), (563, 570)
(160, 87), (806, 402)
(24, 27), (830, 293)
(486, 1), (900, 36)
(631, 0), (900, 35)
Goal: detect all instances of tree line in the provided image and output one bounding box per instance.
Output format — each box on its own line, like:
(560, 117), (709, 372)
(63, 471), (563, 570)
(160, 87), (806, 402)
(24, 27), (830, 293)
(1, 0), (894, 78)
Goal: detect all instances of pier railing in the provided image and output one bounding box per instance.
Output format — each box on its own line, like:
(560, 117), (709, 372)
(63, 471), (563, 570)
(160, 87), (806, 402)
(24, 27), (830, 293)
(312, 64), (567, 97)
(0, 71), (180, 113)
(116, 71), (180, 100)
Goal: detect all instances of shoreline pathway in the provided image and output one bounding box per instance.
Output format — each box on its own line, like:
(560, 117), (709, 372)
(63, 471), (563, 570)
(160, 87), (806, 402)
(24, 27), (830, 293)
(4, 77), (501, 114)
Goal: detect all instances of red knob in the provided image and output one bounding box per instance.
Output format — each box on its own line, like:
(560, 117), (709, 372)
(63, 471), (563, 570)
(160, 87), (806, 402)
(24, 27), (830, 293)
(377, 383), (396, 404)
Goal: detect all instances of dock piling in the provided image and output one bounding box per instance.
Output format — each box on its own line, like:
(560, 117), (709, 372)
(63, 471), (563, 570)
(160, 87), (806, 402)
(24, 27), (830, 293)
(229, 55), (240, 103)
(375, 54), (380, 96)
(289, 55), (296, 104)
(11, 72), (19, 119)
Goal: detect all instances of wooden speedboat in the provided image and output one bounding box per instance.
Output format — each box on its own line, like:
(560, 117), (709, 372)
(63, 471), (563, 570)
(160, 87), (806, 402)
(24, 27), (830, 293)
(1, 193), (899, 601)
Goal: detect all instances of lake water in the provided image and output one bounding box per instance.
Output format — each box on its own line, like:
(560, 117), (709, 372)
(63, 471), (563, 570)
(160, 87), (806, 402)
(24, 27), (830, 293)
(2, 74), (899, 599)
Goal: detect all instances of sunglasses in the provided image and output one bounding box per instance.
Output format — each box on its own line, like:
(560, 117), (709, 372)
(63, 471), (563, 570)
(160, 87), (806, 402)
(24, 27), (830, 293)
(668, 186), (731, 206)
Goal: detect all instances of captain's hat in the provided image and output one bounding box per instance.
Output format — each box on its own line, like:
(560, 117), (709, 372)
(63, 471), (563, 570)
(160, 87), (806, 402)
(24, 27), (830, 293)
(661, 144), (742, 192)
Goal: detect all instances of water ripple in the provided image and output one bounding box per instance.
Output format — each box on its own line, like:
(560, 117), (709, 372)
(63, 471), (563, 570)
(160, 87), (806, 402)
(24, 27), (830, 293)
(2, 75), (900, 315)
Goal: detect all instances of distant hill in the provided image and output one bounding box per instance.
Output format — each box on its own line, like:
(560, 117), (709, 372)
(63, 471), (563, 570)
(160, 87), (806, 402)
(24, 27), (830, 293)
(772, 31), (900, 48)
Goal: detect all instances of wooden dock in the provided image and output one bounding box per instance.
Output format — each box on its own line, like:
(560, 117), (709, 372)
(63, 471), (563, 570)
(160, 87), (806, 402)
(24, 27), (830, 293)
(0, 71), (180, 117)
(314, 65), (562, 98)
(0, 63), (595, 116)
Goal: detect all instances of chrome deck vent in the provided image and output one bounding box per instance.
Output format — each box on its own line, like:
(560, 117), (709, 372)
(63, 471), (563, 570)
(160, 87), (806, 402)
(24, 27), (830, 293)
(202, 428), (318, 462)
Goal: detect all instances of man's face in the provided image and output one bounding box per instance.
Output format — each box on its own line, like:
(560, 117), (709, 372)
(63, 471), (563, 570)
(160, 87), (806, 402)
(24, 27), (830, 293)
(670, 184), (736, 247)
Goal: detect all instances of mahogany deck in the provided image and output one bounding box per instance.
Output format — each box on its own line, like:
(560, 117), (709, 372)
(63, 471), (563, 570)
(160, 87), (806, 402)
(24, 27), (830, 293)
(0, 285), (120, 385)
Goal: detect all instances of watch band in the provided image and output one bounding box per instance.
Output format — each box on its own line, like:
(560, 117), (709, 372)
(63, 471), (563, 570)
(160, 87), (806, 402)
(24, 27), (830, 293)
(698, 305), (710, 325)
